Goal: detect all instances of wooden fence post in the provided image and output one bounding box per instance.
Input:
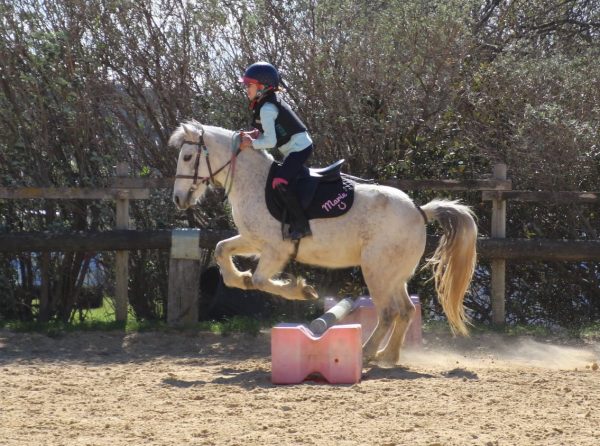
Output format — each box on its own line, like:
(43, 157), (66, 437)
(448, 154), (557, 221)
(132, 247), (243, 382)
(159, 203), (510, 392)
(115, 163), (130, 323)
(491, 163), (507, 326)
(168, 229), (201, 326)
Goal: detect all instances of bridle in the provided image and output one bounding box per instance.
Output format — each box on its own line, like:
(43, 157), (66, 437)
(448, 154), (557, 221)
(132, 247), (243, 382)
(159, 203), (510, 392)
(175, 129), (241, 198)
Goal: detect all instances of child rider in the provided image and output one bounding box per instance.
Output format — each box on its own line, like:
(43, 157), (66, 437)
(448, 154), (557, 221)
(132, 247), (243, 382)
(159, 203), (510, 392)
(239, 62), (313, 241)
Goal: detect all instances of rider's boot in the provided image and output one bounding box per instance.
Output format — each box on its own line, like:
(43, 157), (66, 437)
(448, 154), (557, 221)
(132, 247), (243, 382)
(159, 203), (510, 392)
(275, 184), (312, 241)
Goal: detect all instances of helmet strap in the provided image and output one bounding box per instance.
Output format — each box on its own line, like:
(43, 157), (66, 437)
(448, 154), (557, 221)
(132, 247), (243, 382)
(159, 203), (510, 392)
(249, 86), (275, 110)
(257, 86), (274, 97)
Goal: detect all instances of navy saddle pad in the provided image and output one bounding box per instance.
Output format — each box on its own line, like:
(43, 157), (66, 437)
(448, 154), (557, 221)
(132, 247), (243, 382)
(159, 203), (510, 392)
(265, 160), (355, 223)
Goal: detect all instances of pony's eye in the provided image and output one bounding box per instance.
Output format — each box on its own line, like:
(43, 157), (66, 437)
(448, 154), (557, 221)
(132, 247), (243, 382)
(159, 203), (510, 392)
(183, 154), (192, 162)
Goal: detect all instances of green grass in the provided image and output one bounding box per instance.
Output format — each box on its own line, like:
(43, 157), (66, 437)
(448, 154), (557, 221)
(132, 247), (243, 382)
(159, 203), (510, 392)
(496, 322), (600, 341)
(579, 323), (600, 341)
(197, 317), (262, 337)
(0, 299), (264, 337)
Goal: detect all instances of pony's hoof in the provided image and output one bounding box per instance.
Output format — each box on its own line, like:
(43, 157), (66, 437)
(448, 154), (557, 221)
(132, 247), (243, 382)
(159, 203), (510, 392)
(362, 348), (381, 366)
(371, 351), (399, 368)
(242, 275), (253, 289)
(374, 358), (398, 368)
(363, 355), (376, 366)
(302, 285), (318, 300)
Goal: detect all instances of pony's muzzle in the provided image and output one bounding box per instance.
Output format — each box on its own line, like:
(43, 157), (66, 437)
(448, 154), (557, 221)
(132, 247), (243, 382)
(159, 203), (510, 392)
(173, 192), (188, 210)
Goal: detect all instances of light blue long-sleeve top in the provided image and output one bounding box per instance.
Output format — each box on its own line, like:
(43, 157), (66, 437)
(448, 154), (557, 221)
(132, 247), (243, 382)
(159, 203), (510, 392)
(251, 102), (313, 157)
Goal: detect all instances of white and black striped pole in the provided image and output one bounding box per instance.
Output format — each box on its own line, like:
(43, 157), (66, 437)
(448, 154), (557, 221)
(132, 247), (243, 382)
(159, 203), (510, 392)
(309, 297), (354, 335)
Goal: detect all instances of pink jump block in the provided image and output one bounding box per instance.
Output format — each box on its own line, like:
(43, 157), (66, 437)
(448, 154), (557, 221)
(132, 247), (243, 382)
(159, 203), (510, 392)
(325, 295), (422, 347)
(271, 323), (363, 384)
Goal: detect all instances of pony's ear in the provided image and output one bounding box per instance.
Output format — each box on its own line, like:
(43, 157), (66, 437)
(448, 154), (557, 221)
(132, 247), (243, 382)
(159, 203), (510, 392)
(182, 123), (201, 142)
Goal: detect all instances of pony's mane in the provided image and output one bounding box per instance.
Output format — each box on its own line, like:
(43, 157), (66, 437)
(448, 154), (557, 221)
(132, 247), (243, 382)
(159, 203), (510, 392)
(169, 119), (274, 161)
(168, 120), (234, 148)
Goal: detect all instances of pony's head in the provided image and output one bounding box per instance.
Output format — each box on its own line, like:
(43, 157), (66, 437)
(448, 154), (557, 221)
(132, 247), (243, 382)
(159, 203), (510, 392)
(170, 120), (210, 210)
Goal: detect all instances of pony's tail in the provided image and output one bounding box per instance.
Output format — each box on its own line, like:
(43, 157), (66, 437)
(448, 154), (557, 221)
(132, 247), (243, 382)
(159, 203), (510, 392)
(420, 200), (477, 336)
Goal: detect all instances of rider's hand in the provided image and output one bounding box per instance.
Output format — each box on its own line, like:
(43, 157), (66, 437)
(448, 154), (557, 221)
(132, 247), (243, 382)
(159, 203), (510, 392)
(247, 128), (260, 139)
(240, 134), (254, 150)
(241, 129), (259, 139)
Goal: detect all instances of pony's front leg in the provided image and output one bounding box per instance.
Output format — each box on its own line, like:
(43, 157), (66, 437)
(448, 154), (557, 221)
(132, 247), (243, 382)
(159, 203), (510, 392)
(214, 235), (257, 290)
(251, 247), (318, 301)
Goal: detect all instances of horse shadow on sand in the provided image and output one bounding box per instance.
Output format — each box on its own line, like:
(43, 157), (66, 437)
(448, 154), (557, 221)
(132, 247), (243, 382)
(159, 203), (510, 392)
(161, 367), (272, 390)
(160, 364), (477, 390)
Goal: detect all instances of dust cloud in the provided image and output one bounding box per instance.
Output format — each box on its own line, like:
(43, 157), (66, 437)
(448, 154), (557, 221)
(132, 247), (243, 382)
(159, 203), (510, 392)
(401, 334), (599, 371)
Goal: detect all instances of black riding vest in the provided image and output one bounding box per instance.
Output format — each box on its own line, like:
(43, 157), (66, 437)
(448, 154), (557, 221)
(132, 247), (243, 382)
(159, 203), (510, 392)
(252, 93), (308, 148)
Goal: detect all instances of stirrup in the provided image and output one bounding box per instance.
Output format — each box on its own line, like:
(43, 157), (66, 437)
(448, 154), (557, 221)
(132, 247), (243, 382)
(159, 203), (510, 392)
(286, 225), (312, 241)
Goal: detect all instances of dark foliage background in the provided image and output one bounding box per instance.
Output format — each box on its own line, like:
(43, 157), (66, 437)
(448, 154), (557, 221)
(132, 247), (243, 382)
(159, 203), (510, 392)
(1, 0), (599, 326)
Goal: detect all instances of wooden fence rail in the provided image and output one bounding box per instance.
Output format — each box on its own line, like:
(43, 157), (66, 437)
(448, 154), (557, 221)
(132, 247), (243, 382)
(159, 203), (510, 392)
(2, 230), (600, 261)
(482, 191), (600, 203)
(0, 188), (150, 200)
(0, 230), (233, 253)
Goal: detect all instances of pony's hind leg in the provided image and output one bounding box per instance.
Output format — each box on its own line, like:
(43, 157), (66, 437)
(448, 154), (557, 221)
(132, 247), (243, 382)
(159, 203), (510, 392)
(375, 281), (415, 365)
(250, 246), (318, 301)
(362, 294), (396, 362)
(360, 261), (398, 363)
(361, 231), (423, 365)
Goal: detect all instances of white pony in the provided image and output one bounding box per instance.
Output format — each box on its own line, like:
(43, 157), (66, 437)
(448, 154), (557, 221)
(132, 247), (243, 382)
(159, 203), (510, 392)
(170, 121), (477, 364)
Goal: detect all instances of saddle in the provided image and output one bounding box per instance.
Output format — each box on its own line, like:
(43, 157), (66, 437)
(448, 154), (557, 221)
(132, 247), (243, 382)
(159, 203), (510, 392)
(265, 159), (356, 223)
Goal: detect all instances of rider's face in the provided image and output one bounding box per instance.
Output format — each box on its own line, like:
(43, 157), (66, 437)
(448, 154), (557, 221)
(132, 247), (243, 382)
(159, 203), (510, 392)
(245, 82), (263, 100)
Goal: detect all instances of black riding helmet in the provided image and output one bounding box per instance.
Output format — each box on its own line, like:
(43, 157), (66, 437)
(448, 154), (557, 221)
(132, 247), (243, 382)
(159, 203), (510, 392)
(239, 62), (280, 88)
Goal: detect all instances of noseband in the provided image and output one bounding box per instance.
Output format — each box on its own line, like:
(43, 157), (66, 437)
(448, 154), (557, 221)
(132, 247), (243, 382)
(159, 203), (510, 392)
(175, 130), (241, 197)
